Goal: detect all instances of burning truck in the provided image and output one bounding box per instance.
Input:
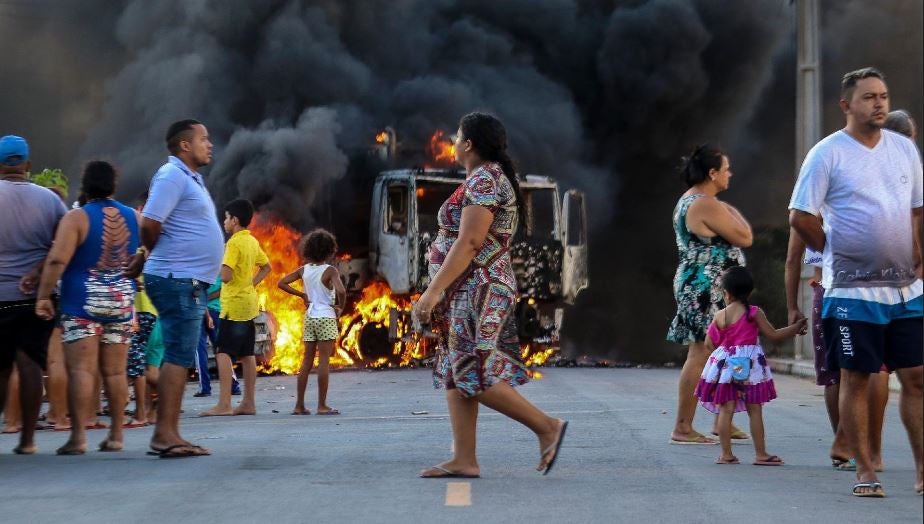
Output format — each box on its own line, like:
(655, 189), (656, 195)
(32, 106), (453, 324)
(252, 129), (588, 372)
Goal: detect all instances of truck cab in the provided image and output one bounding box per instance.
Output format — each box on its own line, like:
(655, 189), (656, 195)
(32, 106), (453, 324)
(350, 168), (587, 347)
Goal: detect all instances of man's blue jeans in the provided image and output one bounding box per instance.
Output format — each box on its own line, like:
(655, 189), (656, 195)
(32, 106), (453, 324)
(143, 274), (206, 368)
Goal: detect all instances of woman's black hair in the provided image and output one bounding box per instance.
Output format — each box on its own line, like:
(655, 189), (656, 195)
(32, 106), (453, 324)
(459, 112), (526, 229)
(300, 228), (338, 263)
(80, 160), (118, 200)
(720, 266), (754, 321)
(681, 144), (725, 188)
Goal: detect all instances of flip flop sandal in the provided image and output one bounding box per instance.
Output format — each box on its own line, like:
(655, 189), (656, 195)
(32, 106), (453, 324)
(98, 440), (123, 452)
(753, 455), (785, 466)
(316, 409), (341, 415)
(291, 410), (312, 415)
(852, 481), (885, 498)
(541, 420), (569, 475)
(833, 458), (857, 471)
(148, 444), (210, 458)
(715, 457), (740, 465)
(55, 446), (86, 456)
(669, 434), (718, 445)
(419, 465), (480, 479)
(712, 430), (751, 441)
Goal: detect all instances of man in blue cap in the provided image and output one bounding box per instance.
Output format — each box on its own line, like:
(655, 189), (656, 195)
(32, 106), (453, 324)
(0, 135), (68, 454)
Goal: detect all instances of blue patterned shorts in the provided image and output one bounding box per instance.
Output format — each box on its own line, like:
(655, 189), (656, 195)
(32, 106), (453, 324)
(128, 312), (156, 378)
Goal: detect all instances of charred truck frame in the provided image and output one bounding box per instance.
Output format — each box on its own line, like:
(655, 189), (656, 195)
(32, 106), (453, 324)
(337, 162), (588, 362)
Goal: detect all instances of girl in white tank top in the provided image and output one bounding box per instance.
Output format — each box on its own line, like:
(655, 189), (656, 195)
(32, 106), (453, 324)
(277, 228), (346, 416)
(301, 264), (337, 319)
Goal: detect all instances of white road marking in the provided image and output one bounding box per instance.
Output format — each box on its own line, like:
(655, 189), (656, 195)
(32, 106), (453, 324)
(445, 482), (471, 506)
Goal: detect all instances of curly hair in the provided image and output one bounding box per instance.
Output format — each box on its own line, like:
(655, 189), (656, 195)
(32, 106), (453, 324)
(300, 228), (338, 263)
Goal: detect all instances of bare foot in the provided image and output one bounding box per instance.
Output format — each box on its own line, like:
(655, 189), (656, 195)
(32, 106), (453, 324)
(292, 407), (311, 415)
(419, 460), (480, 478)
(2, 424), (21, 434)
(13, 444), (37, 455)
(233, 405), (256, 416)
(199, 406), (234, 417)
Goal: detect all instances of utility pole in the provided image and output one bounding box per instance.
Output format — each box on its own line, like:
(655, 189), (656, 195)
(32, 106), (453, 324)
(794, 0), (821, 360)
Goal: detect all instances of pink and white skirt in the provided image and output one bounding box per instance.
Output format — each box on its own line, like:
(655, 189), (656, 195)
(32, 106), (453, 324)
(695, 344), (777, 413)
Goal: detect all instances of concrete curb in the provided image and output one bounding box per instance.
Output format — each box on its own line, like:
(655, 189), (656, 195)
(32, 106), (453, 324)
(767, 357), (901, 393)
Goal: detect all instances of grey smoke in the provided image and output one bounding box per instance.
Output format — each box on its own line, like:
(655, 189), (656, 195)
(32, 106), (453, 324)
(1, 0), (920, 361)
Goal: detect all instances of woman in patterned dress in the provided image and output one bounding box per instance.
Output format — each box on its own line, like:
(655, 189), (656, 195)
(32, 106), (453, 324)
(667, 145), (752, 445)
(413, 113), (567, 478)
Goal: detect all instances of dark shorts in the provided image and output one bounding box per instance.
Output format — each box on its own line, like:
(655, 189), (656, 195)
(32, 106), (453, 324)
(143, 274), (208, 368)
(0, 299), (54, 370)
(822, 286), (923, 374)
(216, 318), (255, 358)
(812, 283), (840, 386)
(823, 317), (923, 374)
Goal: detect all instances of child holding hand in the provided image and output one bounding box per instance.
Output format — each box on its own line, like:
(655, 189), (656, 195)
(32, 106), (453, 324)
(695, 266), (807, 466)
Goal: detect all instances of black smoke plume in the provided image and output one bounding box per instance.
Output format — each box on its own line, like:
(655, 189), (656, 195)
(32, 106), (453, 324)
(1, 0), (920, 362)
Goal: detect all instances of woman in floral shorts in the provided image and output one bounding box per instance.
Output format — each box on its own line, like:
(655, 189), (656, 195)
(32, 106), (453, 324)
(35, 161), (139, 454)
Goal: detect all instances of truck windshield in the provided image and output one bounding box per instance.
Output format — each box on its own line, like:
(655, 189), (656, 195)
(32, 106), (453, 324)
(525, 188), (556, 240)
(416, 180), (460, 235)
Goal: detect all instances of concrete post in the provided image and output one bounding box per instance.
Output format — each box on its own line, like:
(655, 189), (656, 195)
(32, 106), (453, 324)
(794, 0), (822, 360)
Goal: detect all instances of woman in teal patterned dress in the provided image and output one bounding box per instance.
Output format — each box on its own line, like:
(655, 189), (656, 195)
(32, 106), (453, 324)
(667, 145), (752, 444)
(413, 113), (567, 478)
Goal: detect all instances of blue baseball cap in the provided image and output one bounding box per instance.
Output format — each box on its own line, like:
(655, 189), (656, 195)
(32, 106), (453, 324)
(0, 135), (29, 166)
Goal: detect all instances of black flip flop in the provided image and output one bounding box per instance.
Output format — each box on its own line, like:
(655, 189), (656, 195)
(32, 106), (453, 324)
(541, 420), (569, 476)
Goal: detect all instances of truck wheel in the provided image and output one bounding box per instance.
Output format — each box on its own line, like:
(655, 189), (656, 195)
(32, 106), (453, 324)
(359, 323), (392, 365)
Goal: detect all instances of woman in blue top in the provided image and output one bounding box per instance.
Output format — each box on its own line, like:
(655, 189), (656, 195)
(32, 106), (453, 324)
(36, 161), (140, 455)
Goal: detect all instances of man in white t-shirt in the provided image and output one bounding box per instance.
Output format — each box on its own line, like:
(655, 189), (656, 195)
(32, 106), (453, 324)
(789, 67), (923, 498)
(784, 237), (890, 472)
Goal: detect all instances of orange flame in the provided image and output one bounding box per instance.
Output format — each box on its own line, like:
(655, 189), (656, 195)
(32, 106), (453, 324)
(249, 214), (428, 372)
(337, 281), (426, 367)
(521, 345), (554, 379)
(375, 131), (388, 144)
(250, 214), (357, 373)
(428, 130), (455, 165)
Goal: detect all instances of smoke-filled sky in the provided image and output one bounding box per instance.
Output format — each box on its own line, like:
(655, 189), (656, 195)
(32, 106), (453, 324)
(1, 0), (921, 361)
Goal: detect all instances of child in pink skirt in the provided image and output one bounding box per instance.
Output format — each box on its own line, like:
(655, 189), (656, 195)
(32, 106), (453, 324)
(695, 266), (807, 466)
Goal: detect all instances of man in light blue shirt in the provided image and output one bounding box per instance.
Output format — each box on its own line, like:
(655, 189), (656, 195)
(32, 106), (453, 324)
(125, 119), (223, 458)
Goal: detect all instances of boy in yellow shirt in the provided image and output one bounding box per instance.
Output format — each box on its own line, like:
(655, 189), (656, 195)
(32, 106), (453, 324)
(201, 200), (270, 416)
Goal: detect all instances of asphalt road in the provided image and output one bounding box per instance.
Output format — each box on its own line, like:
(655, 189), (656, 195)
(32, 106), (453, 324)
(1, 368), (921, 524)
